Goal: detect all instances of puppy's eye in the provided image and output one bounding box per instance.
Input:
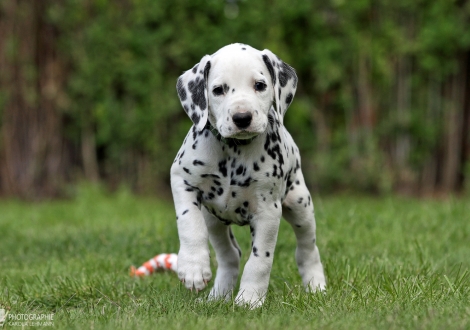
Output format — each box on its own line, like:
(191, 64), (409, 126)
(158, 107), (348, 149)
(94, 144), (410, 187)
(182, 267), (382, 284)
(212, 86), (224, 96)
(254, 81), (267, 92)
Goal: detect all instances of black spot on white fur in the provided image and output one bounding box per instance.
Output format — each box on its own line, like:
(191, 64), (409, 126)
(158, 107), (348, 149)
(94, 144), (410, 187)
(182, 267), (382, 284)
(262, 55), (276, 86)
(188, 76), (207, 110)
(176, 78), (187, 101)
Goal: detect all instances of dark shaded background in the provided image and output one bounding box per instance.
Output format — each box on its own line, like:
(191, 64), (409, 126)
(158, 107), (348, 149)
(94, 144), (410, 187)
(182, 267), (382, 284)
(1, 0), (469, 199)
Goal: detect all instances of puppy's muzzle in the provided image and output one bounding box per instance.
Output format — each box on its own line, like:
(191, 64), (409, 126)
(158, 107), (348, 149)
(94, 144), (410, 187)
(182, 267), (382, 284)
(232, 112), (252, 129)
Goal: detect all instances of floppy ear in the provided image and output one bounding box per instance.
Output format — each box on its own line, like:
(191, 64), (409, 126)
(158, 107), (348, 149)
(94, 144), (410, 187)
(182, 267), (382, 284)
(261, 49), (298, 122)
(176, 55), (212, 131)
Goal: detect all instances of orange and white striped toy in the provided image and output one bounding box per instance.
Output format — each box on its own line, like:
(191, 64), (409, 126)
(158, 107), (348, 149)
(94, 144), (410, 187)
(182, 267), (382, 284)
(130, 253), (178, 277)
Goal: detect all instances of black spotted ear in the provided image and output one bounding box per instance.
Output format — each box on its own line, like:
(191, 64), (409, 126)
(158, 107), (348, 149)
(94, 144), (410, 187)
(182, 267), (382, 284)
(261, 49), (298, 122)
(176, 55), (212, 131)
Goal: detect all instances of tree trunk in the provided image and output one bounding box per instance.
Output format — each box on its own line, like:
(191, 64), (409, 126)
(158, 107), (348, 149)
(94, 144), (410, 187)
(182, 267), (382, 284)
(0, 0), (67, 198)
(357, 52), (375, 132)
(440, 55), (466, 193)
(81, 123), (100, 183)
(459, 51), (470, 191)
(395, 54), (411, 179)
(420, 78), (441, 195)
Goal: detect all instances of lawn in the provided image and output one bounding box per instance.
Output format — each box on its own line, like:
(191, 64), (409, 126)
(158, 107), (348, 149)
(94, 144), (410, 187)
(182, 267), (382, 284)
(0, 185), (469, 329)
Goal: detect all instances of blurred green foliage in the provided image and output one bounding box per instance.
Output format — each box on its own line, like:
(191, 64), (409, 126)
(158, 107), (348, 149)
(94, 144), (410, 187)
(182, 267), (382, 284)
(46, 0), (470, 193)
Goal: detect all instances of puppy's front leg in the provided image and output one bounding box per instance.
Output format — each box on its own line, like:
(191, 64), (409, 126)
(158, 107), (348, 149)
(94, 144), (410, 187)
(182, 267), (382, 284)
(171, 175), (211, 291)
(236, 206), (282, 308)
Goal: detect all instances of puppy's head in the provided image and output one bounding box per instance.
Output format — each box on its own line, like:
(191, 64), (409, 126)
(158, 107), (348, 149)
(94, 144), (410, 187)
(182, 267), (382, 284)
(176, 44), (297, 139)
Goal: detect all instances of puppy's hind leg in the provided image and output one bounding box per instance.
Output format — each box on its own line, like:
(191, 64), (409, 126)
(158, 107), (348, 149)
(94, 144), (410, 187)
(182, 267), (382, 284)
(203, 208), (241, 301)
(282, 173), (326, 292)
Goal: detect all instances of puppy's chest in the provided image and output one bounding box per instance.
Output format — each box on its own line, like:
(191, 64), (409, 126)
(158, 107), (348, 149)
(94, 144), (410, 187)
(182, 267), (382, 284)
(203, 186), (257, 226)
(197, 159), (282, 226)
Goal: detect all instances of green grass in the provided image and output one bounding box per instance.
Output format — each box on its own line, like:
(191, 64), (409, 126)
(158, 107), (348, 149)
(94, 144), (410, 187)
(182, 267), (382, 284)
(1, 185), (469, 329)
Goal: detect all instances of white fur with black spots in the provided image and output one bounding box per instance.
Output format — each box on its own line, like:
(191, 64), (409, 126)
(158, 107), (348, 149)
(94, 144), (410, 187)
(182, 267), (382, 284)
(172, 43), (326, 308)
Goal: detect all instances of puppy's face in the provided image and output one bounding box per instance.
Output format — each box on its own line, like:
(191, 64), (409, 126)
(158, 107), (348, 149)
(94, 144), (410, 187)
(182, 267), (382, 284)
(206, 47), (274, 139)
(176, 44), (298, 136)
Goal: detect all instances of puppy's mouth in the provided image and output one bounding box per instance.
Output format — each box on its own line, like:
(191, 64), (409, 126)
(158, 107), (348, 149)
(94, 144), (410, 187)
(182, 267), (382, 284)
(228, 130), (259, 140)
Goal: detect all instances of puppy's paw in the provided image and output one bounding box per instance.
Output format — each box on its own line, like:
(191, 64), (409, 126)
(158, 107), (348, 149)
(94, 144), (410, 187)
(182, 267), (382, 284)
(306, 276), (327, 293)
(235, 289), (265, 309)
(305, 281), (326, 293)
(177, 250), (212, 291)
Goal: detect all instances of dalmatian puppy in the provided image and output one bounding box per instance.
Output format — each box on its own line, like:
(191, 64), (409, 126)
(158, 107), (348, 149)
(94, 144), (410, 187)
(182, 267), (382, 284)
(172, 43), (326, 308)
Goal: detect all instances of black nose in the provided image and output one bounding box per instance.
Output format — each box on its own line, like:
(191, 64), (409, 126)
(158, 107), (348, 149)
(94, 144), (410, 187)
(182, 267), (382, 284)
(232, 112), (252, 129)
